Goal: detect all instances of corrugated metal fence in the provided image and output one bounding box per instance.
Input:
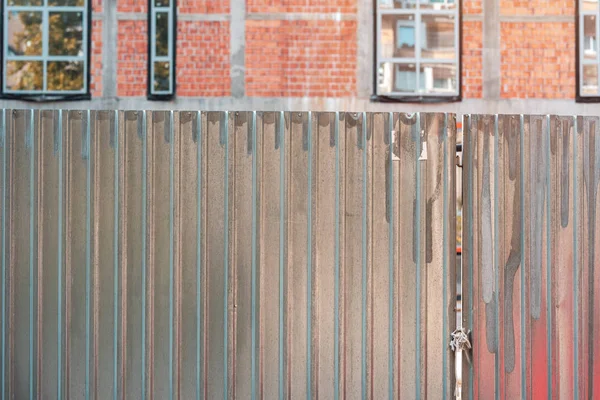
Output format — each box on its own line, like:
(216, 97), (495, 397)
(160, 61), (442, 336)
(0, 110), (456, 399)
(463, 115), (600, 399)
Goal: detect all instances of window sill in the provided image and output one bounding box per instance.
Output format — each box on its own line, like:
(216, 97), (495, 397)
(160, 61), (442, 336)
(576, 95), (600, 103)
(371, 94), (461, 103)
(147, 93), (176, 101)
(0, 93), (91, 102)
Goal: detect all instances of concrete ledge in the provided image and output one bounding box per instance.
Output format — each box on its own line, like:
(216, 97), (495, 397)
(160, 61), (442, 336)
(0, 98), (596, 116)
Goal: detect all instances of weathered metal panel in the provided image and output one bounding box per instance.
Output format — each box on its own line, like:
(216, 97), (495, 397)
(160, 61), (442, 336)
(0, 110), (455, 400)
(463, 114), (600, 399)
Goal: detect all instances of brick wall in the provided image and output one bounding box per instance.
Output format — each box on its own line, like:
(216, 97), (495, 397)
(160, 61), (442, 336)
(246, 20), (356, 97)
(178, 0), (229, 14)
(463, 0), (482, 15)
(176, 21), (231, 96)
(117, 21), (147, 97)
(500, 22), (576, 99)
(247, 0), (356, 14)
(91, 20), (103, 97)
(499, 0), (574, 16)
(463, 21), (483, 99)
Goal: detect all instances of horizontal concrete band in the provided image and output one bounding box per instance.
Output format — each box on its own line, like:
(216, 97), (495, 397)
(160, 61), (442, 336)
(1, 98), (597, 117)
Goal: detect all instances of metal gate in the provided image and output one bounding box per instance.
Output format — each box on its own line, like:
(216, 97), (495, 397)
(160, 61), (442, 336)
(0, 110), (456, 399)
(462, 115), (600, 399)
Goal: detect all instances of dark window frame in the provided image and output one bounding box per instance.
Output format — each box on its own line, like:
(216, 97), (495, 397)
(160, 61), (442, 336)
(576, 0), (600, 102)
(371, 0), (462, 103)
(0, 0), (92, 102)
(147, 0), (177, 101)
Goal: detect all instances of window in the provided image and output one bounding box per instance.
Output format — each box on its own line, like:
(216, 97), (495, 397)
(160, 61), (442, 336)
(148, 0), (175, 99)
(578, 0), (600, 100)
(1, 0), (90, 100)
(375, 0), (460, 100)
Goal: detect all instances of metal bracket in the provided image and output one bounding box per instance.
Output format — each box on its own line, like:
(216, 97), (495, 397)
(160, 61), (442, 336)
(450, 327), (472, 400)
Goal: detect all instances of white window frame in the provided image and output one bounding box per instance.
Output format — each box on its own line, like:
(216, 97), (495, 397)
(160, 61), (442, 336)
(579, 0), (600, 98)
(376, 0), (460, 98)
(2, 0), (89, 96)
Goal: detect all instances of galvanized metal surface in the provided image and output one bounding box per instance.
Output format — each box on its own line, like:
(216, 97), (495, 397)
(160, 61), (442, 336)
(0, 110), (455, 399)
(463, 115), (600, 399)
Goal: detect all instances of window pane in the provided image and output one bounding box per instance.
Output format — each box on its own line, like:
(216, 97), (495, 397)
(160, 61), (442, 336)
(379, 0), (416, 9)
(7, 11), (43, 56)
(7, 0), (43, 5)
(48, 0), (85, 5)
(155, 12), (169, 57)
(378, 62), (417, 93)
(381, 14), (416, 58)
(49, 12), (84, 56)
(420, 0), (456, 10)
(421, 14), (456, 60)
(583, 64), (598, 95)
(581, 0), (598, 12)
(5, 61), (43, 91)
(153, 62), (171, 92)
(584, 15), (598, 60)
(420, 63), (457, 94)
(47, 61), (84, 91)
(155, 0), (170, 6)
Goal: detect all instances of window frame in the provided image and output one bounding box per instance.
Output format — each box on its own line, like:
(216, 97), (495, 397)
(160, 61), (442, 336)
(147, 0), (176, 100)
(577, 0), (600, 102)
(0, 0), (92, 101)
(372, 0), (462, 103)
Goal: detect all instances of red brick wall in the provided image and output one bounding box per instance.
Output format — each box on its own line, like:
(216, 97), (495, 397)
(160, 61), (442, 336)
(499, 0), (574, 16)
(463, 0), (482, 15)
(500, 22), (575, 99)
(178, 0), (229, 14)
(246, 20), (357, 97)
(117, 0), (146, 13)
(247, 0), (356, 14)
(176, 21), (231, 96)
(91, 20), (103, 97)
(117, 21), (147, 97)
(463, 21), (482, 98)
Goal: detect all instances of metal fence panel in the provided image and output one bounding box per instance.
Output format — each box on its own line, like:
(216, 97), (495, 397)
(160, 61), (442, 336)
(463, 114), (600, 399)
(0, 110), (456, 400)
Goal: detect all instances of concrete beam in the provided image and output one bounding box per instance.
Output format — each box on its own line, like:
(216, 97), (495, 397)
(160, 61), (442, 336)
(2, 98), (598, 117)
(482, 0), (500, 99)
(230, 0), (246, 98)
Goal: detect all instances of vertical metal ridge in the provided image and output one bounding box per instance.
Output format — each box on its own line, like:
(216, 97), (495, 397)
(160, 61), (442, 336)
(56, 110), (64, 400)
(442, 114), (449, 400)
(573, 115), (579, 400)
(545, 115), (552, 397)
(278, 111), (285, 400)
(415, 112), (422, 400)
(169, 110), (174, 400)
(466, 115), (474, 400)
(306, 111), (313, 400)
(113, 110), (120, 400)
(387, 112), (394, 400)
(519, 114), (526, 400)
(251, 111), (258, 400)
(223, 111), (230, 400)
(28, 110), (35, 400)
(195, 111), (202, 400)
(0, 109), (5, 400)
(493, 115), (500, 400)
(360, 112), (368, 400)
(333, 112), (340, 400)
(141, 110), (148, 400)
(85, 110), (92, 400)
